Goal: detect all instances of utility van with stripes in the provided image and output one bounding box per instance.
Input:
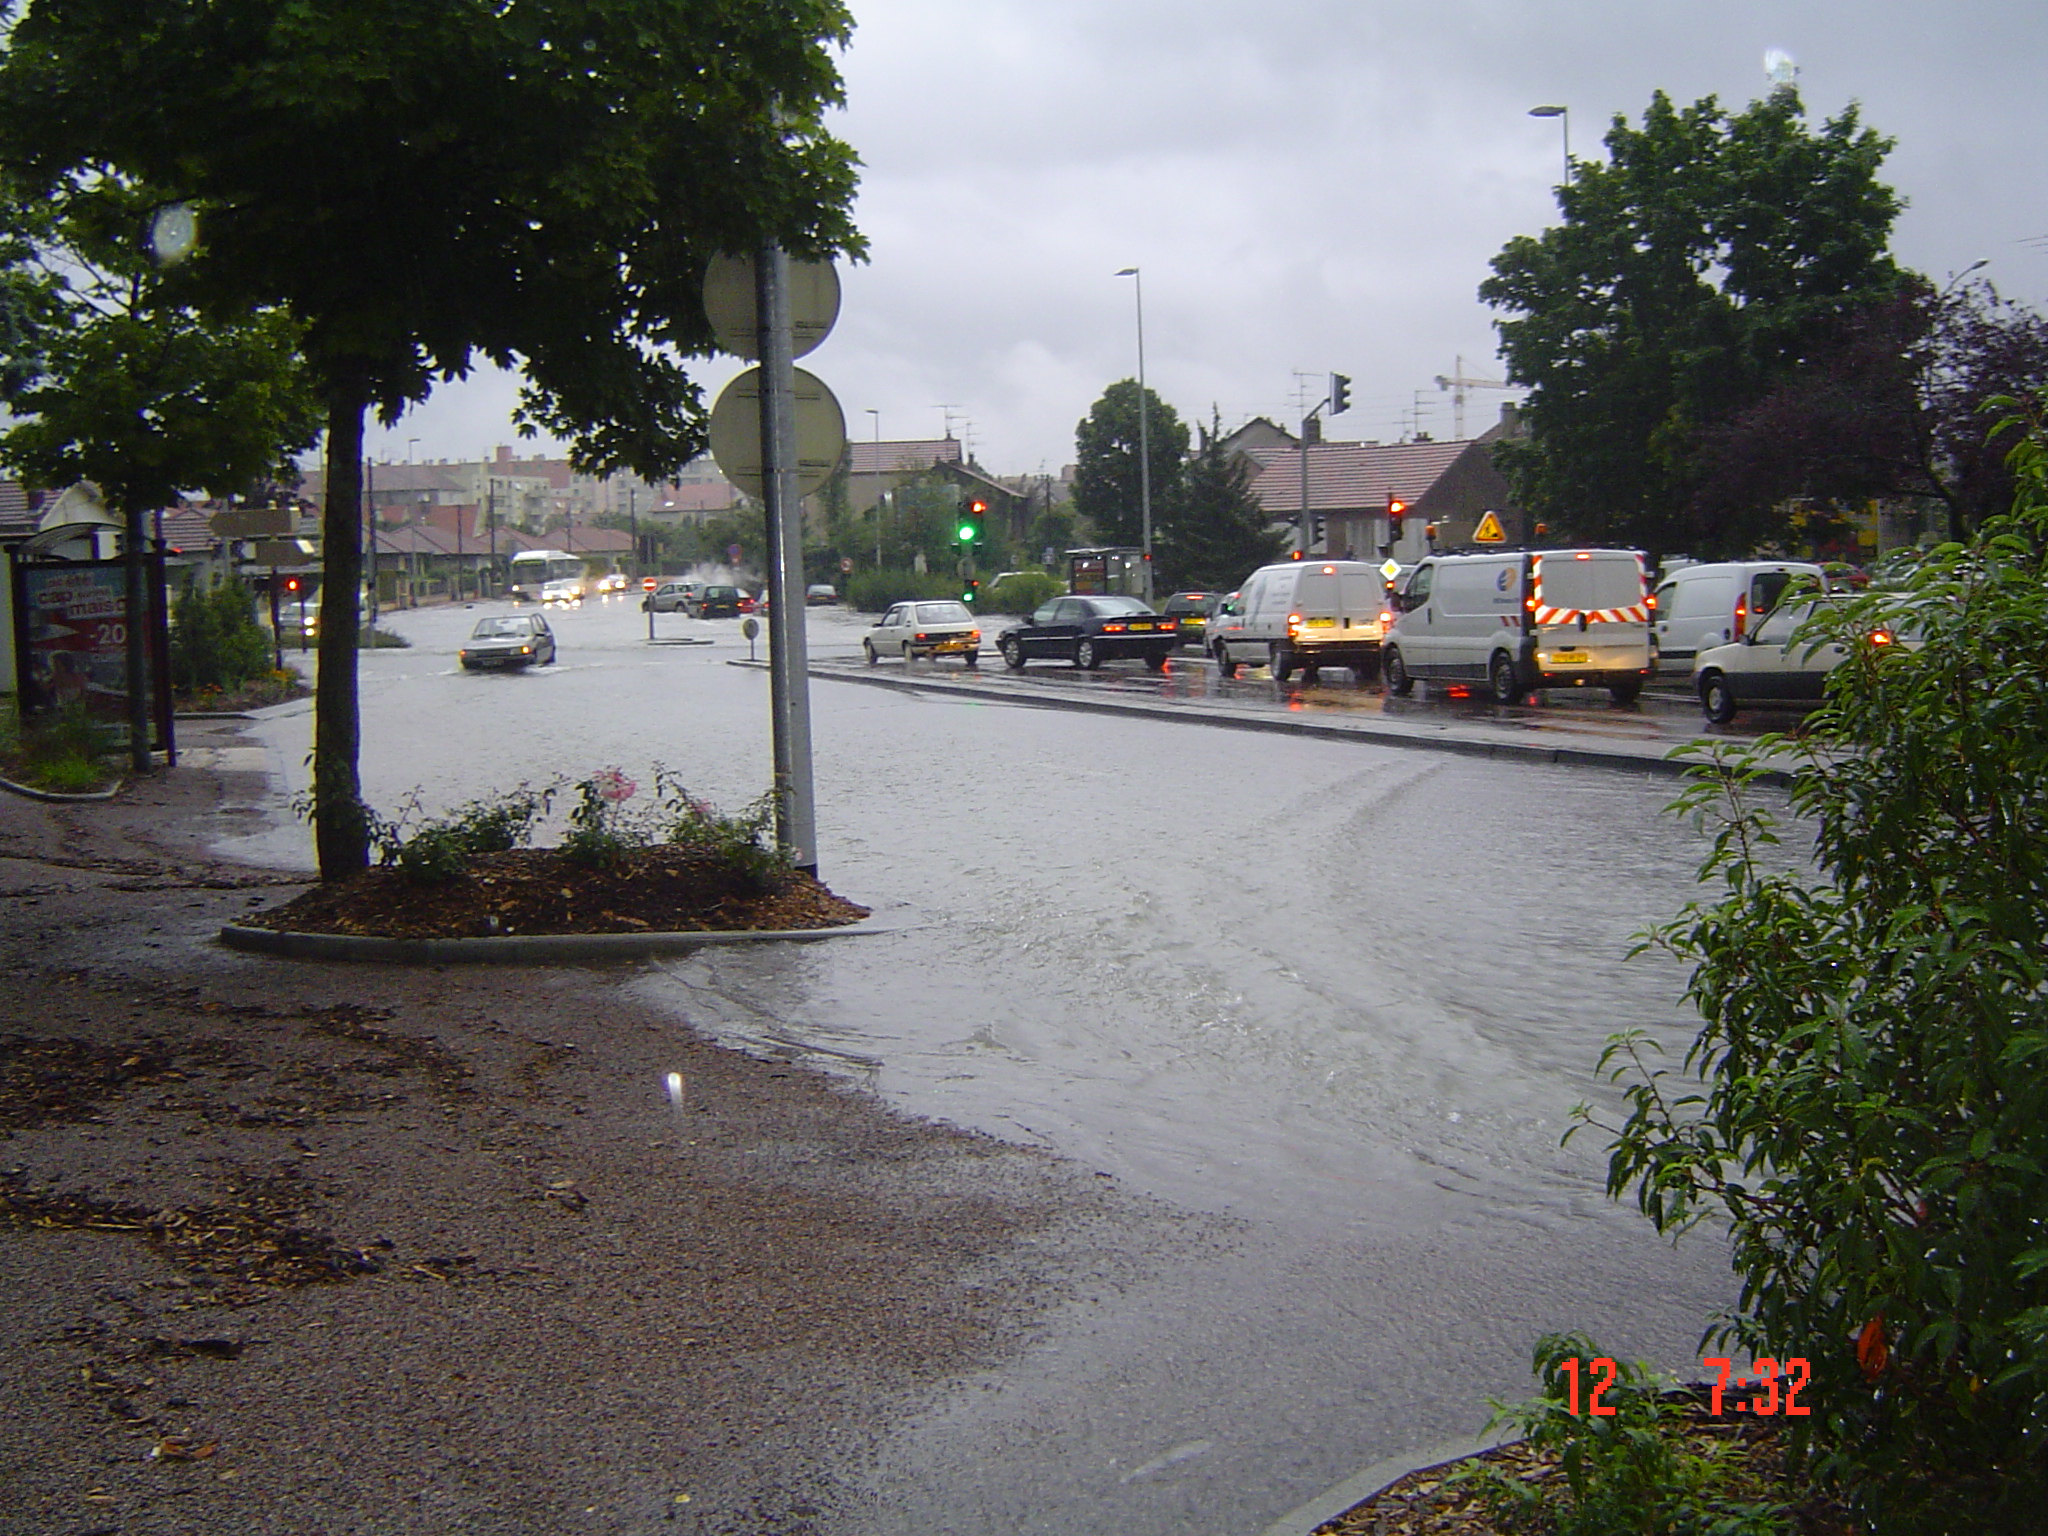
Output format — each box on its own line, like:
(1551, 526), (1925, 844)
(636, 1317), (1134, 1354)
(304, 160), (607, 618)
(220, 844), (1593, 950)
(1383, 548), (1653, 705)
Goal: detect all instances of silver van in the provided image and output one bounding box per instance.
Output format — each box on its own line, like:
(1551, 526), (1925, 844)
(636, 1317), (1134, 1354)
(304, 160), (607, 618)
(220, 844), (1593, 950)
(1650, 560), (1825, 678)
(1384, 548), (1652, 704)
(1209, 559), (1389, 682)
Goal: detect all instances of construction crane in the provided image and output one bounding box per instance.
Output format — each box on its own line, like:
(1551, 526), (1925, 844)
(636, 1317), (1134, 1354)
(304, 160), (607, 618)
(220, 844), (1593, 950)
(1433, 356), (1510, 441)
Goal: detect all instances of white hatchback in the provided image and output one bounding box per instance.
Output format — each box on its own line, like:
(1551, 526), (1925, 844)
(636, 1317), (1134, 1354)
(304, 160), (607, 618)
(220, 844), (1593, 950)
(862, 600), (981, 666)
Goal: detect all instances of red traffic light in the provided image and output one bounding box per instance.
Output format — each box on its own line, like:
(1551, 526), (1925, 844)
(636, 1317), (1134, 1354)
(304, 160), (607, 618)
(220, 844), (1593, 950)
(284, 576), (300, 592)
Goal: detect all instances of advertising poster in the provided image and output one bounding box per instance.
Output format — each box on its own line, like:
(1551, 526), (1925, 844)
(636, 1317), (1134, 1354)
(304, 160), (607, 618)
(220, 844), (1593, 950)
(14, 558), (171, 751)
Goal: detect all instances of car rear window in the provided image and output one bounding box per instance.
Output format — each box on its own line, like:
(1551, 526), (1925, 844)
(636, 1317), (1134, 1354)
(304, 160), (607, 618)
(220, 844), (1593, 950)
(1537, 554), (1643, 611)
(1089, 596), (1153, 616)
(916, 602), (972, 623)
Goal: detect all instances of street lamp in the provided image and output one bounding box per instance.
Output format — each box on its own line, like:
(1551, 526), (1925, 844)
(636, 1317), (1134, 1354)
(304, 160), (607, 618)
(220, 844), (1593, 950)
(1528, 104), (1571, 185)
(1114, 266), (1153, 603)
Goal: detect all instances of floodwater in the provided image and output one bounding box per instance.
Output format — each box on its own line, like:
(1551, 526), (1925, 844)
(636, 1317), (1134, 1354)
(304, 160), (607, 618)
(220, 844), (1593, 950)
(230, 596), (1764, 1534)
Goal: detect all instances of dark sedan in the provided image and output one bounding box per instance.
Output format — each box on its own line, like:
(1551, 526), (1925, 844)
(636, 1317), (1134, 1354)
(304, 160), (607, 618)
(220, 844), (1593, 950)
(1161, 590), (1213, 649)
(998, 595), (1180, 672)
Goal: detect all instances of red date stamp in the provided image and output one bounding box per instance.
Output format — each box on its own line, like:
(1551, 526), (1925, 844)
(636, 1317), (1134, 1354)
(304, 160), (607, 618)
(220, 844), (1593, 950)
(1556, 1356), (1811, 1417)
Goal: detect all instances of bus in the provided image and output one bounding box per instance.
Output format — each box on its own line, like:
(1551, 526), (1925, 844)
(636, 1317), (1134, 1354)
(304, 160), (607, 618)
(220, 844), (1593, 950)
(508, 549), (584, 604)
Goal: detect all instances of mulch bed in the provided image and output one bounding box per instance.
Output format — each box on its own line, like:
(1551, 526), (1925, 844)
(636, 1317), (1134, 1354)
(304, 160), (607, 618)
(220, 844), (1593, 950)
(241, 845), (870, 940)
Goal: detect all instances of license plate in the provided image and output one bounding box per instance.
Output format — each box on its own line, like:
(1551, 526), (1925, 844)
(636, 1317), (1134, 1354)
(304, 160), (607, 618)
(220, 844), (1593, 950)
(1128, 622), (1153, 631)
(1305, 616), (1335, 627)
(1551, 650), (1590, 664)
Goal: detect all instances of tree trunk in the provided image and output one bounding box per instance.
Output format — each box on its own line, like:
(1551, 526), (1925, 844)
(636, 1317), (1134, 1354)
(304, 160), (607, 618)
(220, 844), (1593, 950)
(314, 379), (370, 879)
(123, 498), (152, 775)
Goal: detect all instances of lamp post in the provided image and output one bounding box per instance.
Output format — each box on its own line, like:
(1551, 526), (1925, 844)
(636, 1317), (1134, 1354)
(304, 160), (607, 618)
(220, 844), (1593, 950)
(1528, 105), (1571, 185)
(1114, 266), (1153, 603)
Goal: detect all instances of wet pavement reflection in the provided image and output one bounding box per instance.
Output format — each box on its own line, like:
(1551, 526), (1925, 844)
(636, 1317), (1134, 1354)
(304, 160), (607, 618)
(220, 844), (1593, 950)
(228, 596), (1758, 1535)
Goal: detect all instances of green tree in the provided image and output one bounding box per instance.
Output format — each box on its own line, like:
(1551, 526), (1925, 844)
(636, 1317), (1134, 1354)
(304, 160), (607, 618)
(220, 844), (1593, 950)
(0, 173), (318, 767)
(1162, 410), (1287, 591)
(1588, 392), (2048, 1529)
(1071, 379), (1188, 549)
(0, 0), (862, 877)
(1481, 88), (1903, 559)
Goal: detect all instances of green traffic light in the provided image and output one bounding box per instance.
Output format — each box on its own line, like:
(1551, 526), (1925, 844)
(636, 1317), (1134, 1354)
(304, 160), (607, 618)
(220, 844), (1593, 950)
(957, 522), (976, 542)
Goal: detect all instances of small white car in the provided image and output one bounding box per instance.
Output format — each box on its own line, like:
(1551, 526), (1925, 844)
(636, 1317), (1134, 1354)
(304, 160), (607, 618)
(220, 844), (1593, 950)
(540, 577), (584, 606)
(1692, 596), (1911, 723)
(863, 600), (981, 666)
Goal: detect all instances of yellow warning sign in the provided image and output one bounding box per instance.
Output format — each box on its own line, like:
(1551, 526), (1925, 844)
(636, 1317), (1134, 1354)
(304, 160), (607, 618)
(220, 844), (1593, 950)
(1472, 510), (1507, 544)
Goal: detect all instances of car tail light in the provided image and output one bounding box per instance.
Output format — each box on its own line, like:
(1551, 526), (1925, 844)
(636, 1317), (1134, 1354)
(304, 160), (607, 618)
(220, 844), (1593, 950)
(1870, 628), (1893, 646)
(1734, 598), (1748, 639)
(1102, 623), (1127, 633)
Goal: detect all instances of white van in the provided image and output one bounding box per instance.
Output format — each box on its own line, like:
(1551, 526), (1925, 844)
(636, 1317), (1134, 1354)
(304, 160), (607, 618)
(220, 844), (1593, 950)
(1208, 559), (1390, 682)
(1650, 560), (1826, 679)
(1384, 548), (1652, 704)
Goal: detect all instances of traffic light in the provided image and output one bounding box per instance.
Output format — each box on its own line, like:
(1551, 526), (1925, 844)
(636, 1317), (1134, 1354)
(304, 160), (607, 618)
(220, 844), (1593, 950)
(1310, 513), (1326, 545)
(962, 578), (981, 606)
(956, 498), (987, 545)
(1329, 373), (1352, 415)
(284, 575), (300, 594)
(1386, 494), (1406, 541)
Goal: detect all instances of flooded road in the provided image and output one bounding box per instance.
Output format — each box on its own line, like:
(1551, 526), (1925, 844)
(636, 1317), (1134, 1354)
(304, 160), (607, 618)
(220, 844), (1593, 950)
(231, 596), (1758, 1534)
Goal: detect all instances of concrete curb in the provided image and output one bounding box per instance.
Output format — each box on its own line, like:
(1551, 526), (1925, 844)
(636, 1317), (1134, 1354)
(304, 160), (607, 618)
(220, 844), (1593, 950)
(217, 914), (903, 964)
(0, 774), (125, 803)
(787, 661), (1798, 786)
(1253, 1432), (1515, 1536)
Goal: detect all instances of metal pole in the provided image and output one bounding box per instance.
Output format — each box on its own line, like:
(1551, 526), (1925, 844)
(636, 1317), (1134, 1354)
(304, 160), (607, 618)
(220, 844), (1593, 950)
(365, 455), (379, 626)
(757, 243), (819, 875)
(628, 485), (638, 580)
(1117, 268), (1153, 603)
(123, 500), (150, 772)
(487, 481), (497, 598)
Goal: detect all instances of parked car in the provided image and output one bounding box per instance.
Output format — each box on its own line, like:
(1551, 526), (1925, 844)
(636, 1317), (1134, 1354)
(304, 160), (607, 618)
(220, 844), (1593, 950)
(688, 584), (742, 619)
(1651, 560), (1825, 679)
(458, 613), (557, 671)
(806, 583), (839, 605)
(863, 600), (981, 665)
(1692, 595), (1913, 723)
(1210, 560), (1387, 682)
(1161, 591), (1213, 649)
(998, 595), (1180, 672)
(644, 579), (695, 613)
(539, 577), (584, 607)
(1385, 548), (1652, 704)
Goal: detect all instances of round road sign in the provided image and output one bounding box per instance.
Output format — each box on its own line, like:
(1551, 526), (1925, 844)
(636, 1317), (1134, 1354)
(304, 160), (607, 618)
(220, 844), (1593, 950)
(703, 253), (840, 361)
(708, 366), (847, 499)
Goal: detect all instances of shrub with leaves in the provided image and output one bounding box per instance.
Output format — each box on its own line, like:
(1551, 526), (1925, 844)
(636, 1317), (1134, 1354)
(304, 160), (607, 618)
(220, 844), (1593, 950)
(1583, 391), (2048, 1531)
(656, 770), (789, 891)
(364, 782), (559, 885)
(169, 573), (273, 695)
(1455, 1333), (1791, 1536)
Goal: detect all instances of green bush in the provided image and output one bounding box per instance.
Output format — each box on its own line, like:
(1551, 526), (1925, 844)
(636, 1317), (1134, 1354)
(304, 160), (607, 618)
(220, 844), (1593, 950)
(843, 567), (969, 614)
(170, 574), (272, 694)
(1454, 1333), (1791, 1535)
(374, 782), (558, 884)
(985, 570), (1062, 614)
(7, 699), (118, 792)
(1584, 390), (2048, 1530)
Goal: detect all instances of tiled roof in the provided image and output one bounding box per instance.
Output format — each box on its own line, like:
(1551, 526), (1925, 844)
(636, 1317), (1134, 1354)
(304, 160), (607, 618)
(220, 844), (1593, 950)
(0, 479), (37, 540)
(1248, 440), (1472, 515)
(157, 506), (217, 552)
(847, 439), (963, 476)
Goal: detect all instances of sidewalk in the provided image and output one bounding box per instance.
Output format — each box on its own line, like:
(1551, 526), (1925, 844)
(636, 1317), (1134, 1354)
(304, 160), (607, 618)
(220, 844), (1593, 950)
(0, 719), (1136, 1536)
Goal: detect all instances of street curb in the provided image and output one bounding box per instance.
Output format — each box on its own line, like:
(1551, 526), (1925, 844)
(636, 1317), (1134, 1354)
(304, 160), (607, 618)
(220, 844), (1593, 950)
(0, 774), (125, 803)
(1252, 1432), (1514, 1536)
(787, 662), (1798, 787)
(217, 914), (902, 965)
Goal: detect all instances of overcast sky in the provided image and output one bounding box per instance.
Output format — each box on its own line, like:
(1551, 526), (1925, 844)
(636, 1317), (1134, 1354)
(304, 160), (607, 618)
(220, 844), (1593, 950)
(366, 0), (2048, 480)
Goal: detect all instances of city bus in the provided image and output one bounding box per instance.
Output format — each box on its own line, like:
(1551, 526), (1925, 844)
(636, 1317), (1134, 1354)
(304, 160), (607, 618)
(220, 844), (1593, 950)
(507, 549), (584, 604)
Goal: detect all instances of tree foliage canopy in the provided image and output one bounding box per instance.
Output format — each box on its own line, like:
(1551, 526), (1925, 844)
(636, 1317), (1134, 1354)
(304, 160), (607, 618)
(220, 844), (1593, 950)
(1482, 89), (1904, 559)
(0, 176), (318, 516)
(1591, 392), (2048, 1527)
(1694, 277), (2048, 544)
(1071, 379), (1187, 550)
(0, 0), (864, 877)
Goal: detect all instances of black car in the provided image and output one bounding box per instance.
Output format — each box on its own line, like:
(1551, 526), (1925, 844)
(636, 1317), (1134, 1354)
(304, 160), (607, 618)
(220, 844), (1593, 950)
(998, 595), (1180, 672)
(688, 584), (742, 618)
(1161, 590), (1213, 649)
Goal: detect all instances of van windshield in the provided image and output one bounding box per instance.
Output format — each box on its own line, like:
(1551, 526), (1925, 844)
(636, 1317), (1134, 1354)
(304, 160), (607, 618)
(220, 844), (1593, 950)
(1537, 554), (1642, 611)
